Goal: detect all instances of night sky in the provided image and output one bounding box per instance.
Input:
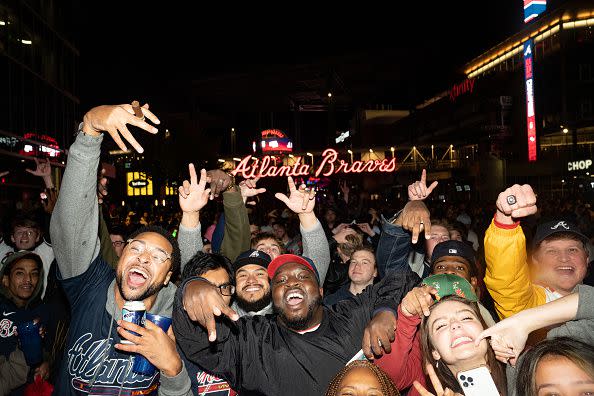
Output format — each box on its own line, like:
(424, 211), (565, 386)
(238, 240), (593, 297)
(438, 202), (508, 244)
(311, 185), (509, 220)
(65, 1), (570, 160)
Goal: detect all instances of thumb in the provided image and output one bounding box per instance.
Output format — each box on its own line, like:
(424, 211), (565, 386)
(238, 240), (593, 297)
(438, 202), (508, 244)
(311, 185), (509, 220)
(25, 168), (35, 174)
(274, 192), (290, 205)
(475, 328), (491, 346)
(427, 181), (438, 193)
(255, 188), (266, 194)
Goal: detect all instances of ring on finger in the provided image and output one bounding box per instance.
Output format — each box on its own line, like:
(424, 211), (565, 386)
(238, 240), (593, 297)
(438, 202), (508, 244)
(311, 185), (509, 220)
(506, 195), (517, 205)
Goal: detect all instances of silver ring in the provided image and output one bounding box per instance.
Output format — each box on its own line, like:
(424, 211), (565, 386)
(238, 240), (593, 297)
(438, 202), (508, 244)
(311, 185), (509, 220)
(506, 195), (517, 205)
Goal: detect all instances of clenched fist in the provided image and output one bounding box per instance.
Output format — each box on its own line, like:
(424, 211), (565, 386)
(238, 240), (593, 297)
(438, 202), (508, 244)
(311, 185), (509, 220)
(495, 184), (537, 225)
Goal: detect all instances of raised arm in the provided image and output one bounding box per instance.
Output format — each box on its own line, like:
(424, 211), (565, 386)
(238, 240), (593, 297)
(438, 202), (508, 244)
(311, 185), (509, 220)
(484, 184), (543, 319)
(376, 200), (432, 278)
(51, 103), (159, 278)
(274, 177), (331, 280)
(477, 286), (593, 365)
(177, 164), (211, 272)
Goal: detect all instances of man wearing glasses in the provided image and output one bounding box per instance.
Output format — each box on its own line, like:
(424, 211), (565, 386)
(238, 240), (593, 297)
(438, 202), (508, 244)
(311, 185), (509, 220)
(178, 252), (237, 396)
(50, 103), (193, 395)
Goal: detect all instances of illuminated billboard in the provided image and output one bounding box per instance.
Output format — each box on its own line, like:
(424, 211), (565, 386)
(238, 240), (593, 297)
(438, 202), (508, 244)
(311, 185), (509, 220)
(524, 39), (537, 162)
(261, 129), (293, 153)
(20, 133), (62, 158)
(126, 171), (153, 196)
(524, 0), (546, 23)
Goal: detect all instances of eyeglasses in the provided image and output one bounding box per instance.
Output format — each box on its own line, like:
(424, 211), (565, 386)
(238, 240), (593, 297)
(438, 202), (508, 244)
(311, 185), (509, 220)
(13, 230), (37, 238)
(126, 239), (172, 265)
(201, 278), (236, 296)
(112, 241), (126, 247)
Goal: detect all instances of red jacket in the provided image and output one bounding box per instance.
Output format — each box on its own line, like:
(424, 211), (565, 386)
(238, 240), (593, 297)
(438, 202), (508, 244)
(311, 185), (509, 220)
(375, 306), (426, 396)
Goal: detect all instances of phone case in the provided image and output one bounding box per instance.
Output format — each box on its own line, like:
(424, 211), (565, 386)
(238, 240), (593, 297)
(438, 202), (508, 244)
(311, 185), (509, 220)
(456, 366), (499, 396)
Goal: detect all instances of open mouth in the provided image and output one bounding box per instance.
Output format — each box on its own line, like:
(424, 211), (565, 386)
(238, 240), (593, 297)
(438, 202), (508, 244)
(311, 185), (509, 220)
(451, 336), (473, 348)
(285, 290), (305, 307)
(127, 267), (149, 288)
(555, 266), (575, 275)
(243, 285), (263, 293)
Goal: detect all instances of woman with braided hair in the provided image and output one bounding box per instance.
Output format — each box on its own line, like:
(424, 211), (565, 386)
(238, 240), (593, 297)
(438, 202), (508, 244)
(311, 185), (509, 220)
(326, 360), (400, 396)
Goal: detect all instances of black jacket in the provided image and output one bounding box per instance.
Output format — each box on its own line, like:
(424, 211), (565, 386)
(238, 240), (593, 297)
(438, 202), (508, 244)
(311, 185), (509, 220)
(173, 271), (419, 396)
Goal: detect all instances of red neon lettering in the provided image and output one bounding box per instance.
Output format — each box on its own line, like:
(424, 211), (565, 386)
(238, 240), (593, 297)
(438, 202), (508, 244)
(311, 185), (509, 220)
(232, 156), (256, 178)
(314, 149), (338, 177)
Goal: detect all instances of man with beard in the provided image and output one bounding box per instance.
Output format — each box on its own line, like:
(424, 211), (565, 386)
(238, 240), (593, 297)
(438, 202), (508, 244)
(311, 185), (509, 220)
(173, 253), (418, 395)
(232, 249), (272, 316)
(51, 103), (192, 395)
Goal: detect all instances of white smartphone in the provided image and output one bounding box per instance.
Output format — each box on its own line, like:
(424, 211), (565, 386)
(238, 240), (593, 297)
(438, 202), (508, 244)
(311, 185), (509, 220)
(456, 366), (499, 396)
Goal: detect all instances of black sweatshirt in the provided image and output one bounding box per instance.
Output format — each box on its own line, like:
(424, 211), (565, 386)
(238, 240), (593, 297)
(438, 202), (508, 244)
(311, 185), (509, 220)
(173, 271), (419, 396)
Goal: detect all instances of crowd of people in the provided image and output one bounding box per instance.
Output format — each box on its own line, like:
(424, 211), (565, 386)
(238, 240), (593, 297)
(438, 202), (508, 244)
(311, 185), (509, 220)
(0, 102), (592, 395)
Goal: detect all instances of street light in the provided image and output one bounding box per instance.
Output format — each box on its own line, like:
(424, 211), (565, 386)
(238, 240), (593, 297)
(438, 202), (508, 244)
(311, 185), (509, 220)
(306, 152), (314, 168)
(233, 158), (241, 162)
(347, 149), (353, 163)
(563, 128), (569, 134)
(390, 146), (395, 158)
(218, 159), (226, 163)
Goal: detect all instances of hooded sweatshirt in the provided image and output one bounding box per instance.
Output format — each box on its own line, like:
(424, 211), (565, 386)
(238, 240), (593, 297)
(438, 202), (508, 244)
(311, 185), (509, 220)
(0, 255), (45, 359)
(50, 130), (191, 396)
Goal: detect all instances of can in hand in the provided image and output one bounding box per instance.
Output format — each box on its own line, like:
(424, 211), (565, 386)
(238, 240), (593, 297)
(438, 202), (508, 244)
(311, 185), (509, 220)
(121, 300), (146, 345)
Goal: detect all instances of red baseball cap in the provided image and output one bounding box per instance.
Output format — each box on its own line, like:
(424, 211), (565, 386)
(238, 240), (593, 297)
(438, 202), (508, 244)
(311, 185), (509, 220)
(267, 254), (320, 283)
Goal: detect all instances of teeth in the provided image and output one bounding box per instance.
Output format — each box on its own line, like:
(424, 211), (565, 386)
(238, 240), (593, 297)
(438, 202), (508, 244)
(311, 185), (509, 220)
(557, 267), (573, 270)
(286, 291), (304, 301)
(130, 268), (148, 279)
(245, 286), (261, 292)
(451, 336), (472, 347)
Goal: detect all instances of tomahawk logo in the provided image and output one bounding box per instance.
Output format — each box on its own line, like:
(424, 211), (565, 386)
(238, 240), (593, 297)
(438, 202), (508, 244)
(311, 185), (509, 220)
(67, 333), (158, 393)
(550, 221), (569, 230)
(249, 251), (260, 258)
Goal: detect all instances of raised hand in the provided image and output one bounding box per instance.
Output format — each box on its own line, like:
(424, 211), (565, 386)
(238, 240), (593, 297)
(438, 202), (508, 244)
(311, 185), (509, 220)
(205, 169), (231, 200)
(408, 169), (438, 201)
(26, 158), (51, 178)
(239, 177), (266, 204)
(400, 200), (432, 244)
(178, 164), (211, 213)
(495, 184), (537, 225)
(115, 319), (182, 377)
(475, 318), (524, 366)
(333, 226), (358, 244)
(182, 279), (239, 342)
(362, 310), (396, 359)
(413, 364), (464, 396)
(82, 103), (160, 153)
(275, 177), (316, 214)
(42, 188), (58, 215)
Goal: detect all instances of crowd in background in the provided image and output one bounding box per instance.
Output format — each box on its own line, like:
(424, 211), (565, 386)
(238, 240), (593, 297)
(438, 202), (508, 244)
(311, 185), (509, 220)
(0, 102), (593, 396)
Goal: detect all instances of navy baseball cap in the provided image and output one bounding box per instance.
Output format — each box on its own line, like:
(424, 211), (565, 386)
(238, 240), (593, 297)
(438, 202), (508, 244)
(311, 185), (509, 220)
(267, 254), (320, 284)
(233, 249), (272, 272)
(431, 240), (476, 267)
(533, 220), (588, 248)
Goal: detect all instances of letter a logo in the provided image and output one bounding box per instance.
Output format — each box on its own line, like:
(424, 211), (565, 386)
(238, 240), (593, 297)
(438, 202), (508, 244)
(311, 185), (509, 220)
(550, 221), (569, 230)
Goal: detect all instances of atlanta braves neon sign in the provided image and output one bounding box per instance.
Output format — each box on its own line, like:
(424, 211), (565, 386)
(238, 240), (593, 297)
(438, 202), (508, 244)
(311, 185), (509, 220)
(231, 148), (397, 178)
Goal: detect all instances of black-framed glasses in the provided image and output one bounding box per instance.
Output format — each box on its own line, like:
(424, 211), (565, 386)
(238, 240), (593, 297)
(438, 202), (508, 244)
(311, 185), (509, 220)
(112, 241), (126, 247)
(216, 283), (236, 296)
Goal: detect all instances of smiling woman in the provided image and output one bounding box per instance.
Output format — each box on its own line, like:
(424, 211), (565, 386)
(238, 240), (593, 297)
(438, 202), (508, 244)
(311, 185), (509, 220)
(419, 296), (507, 395)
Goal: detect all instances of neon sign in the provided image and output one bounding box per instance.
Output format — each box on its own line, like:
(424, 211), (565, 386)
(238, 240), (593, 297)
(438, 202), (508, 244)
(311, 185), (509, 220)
(261, 129), (293, 153)
(449, 79), (475, 102)
(524, 40), (537, 162)
(20, 133), (62, 158)
(524, 0), (546, 24)
(231, 149), (397, 178)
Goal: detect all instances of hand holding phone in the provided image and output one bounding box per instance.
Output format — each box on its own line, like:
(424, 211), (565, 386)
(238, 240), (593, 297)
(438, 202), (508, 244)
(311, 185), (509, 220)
(456, 366), (499, 396)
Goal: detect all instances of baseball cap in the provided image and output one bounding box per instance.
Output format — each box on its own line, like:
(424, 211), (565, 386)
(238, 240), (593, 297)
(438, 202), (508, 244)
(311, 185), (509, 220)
(422, 273), (478, 302)
(532, 220), (589, 248)
(431, 240), (476, 267)
(233, 249), (272, 272)
(267, 254), (320, 283)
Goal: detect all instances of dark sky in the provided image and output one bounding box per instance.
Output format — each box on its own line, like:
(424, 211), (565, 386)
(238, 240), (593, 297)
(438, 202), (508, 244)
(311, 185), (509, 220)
(71, 1), (527, 111)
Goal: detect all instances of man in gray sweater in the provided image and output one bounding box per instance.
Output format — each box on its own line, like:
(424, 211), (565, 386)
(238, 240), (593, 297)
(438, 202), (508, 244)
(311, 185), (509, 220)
(50, 103), (191, 395)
